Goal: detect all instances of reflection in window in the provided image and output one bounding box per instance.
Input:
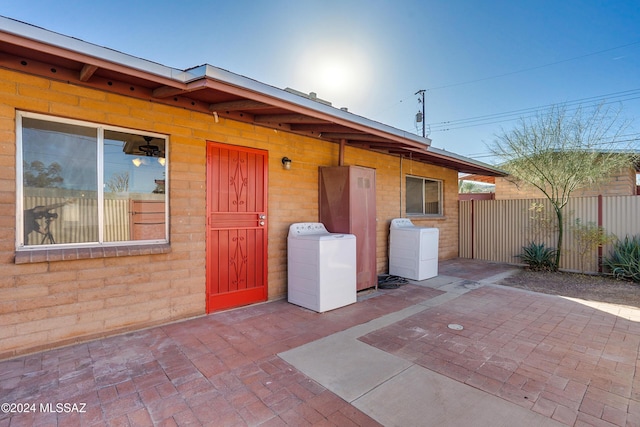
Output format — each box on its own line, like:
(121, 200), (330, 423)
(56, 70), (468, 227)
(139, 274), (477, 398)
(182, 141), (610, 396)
(22, 119), (98, 245)
(103, 130), (166, 242)
(406, 176), (442, 216)
(19, 113), (168, 248)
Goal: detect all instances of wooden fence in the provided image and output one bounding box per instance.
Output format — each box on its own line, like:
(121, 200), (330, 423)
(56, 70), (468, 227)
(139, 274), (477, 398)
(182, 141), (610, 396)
(459, 195), (640, 273)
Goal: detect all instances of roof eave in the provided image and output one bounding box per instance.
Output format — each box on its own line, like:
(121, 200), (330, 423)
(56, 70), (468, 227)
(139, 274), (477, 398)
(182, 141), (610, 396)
(184, 64), (431, 149)
(426, 146), (507, 176)
(0, 15), (508, 177)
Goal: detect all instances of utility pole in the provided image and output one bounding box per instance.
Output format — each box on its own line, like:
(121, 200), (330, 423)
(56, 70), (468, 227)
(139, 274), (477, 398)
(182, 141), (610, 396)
(415, 89), (425, 137)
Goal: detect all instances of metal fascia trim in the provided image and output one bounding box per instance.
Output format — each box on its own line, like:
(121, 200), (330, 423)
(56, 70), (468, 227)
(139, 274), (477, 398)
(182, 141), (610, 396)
(427, 146), (507, 176)
(1, 16), (432, 150)
(0, 15), (198, 82)
(197, 65), (431, 148)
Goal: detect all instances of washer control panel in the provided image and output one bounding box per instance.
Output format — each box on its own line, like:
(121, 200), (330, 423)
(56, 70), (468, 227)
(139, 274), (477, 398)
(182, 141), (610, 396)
(390, 218), (415, 228)
(288, 222), (329, 236)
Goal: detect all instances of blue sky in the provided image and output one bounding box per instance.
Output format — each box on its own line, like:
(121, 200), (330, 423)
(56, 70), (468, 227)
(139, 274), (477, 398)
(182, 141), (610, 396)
(3, 1), (640, 164)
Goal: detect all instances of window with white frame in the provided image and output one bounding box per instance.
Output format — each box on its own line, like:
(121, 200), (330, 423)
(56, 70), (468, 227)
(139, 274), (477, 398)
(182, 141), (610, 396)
(406, 176), (442, 216)
(17, 112), (168, 249)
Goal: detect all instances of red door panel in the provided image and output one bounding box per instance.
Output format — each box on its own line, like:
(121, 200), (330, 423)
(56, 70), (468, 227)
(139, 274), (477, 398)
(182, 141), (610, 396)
(206, 142), (268, 312)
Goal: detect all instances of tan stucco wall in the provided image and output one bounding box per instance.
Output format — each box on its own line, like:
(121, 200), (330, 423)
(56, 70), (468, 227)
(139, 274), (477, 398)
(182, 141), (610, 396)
(495, 168), (637, 199)
(0, 68), (458, 358)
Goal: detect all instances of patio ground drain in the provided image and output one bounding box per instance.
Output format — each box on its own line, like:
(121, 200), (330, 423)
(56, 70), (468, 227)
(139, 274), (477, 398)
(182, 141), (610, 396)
(448, 324), (464, 330)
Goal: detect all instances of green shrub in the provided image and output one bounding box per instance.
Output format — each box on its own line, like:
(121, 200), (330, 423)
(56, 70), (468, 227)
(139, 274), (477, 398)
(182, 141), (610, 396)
(603, 235), (640, 283)
(571, 219), (614, 273)
(517, 242), (557, 271)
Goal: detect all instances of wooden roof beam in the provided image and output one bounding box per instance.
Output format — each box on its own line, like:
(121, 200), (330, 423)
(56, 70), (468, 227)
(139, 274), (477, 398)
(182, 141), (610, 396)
(289, 124), (351, 132)
(348, 140), (414, 149)
(79, 64), (98, 81)
(152, 85), (187, 98)
(321, 132), (389, 143)
(209, 99), (271, 111)
(152, 79), (209, 98)
(254, 114), (330, 124)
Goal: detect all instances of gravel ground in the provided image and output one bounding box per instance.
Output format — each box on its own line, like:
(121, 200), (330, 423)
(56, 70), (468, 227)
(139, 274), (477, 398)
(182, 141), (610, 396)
(497, 269), (640, 308)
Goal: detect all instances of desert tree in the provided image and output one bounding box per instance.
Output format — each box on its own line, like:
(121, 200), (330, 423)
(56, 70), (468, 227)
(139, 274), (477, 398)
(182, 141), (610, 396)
(488, 103), (638, 270)
(23, 160), (63, 188)
(106, 171), (130, 193)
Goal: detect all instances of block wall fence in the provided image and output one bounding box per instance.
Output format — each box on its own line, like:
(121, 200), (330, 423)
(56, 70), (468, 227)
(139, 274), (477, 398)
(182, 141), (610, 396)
(494, 169), (637, 200)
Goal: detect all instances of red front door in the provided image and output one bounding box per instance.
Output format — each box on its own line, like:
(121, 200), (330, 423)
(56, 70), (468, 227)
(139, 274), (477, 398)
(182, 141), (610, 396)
(206, 142), (268, 312)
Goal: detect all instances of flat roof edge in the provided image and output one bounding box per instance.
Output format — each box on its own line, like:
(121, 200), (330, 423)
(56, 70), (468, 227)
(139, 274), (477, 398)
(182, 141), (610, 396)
(1, 15), (431, 148)
(0, 16), (199, 82)
(189, 64), (432, 147)
(427, 146), (507, 176)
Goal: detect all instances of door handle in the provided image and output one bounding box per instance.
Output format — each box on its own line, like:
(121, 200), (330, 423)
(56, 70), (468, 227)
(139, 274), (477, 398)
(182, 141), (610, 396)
(259, 214), (266, 220)
(259, 221), (265, 226)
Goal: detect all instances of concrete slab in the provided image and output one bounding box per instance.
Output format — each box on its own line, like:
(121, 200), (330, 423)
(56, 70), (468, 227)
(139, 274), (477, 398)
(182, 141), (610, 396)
(340, 304), (427, 338)
(281, 270), (570, 427)
(414, 269), (519, 291)
(478, 269), (520, 284)
(435, 279), (483, 295)
(279, 334), (412, 402)
(353, 365), (564, 427)
(412, 274), (461, 289)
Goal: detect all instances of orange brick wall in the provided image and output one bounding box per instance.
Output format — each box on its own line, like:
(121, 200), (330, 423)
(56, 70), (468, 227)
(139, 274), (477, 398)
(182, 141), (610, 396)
(495, 168), (637, 199)
(0, 68), (459, 358)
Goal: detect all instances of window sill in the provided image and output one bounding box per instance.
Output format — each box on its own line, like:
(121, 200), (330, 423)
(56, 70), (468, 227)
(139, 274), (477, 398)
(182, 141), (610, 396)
(406, 215), (446, 220)
(14, 243), (171, 264)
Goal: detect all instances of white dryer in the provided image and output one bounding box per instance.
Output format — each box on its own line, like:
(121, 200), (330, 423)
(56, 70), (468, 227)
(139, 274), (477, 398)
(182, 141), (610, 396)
(389, 218), (439, 280)
(287, 223), (357, 312)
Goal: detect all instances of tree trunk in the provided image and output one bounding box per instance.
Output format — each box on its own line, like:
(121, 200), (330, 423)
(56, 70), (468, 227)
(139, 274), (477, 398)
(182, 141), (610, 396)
(553, 204), (563, 271)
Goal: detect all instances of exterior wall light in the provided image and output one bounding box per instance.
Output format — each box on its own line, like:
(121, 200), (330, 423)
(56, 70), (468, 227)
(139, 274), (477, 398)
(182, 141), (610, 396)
(281, 157), (292, 170)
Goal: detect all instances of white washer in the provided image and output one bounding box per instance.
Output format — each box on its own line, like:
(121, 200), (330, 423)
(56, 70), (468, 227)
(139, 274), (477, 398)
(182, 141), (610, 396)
(287, 223), (357, 312)
(389, 218), (439, 280)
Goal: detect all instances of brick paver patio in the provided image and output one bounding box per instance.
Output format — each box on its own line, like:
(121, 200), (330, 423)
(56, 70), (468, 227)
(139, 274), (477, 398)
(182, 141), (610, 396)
(1, 259), (639, 426)
(360, 285), (640, 426)
(0, 282), (442, 426)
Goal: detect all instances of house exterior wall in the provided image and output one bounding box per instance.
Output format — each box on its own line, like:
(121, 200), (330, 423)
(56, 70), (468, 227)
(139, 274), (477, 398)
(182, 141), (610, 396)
(494, 168), (637, 199)
(0, 68), (458, 358)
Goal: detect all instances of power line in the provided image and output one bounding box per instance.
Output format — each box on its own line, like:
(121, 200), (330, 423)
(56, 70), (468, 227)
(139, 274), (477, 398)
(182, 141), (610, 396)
(432, 91), (640, 129)
(462, 134), (640, 160)
(368, 94), (414, 119)
(392, 41), (640, 137)
(388, 42), (640, 136)
(426, 40), (640, 91)
(432, 96), (640, 133)
(428, 89), (640, 133)
(430, 88), (640, 128)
